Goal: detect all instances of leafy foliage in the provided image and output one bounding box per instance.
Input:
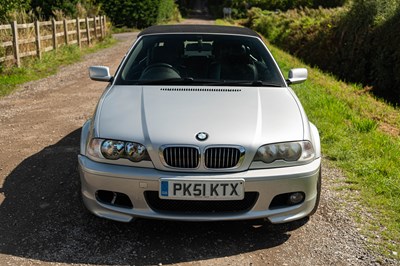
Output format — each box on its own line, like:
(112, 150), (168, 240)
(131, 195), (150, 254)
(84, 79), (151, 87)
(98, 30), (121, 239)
(246, 0), (345, 10)
(0, 0), (101, 22)
(246, 0), (400, 104)
(97, 0), (179, 29)
(30, 0), (80, 19)
(1, 0), (179, 29)
(208, 0), (345, 19)
(158, 0), (181, 24)
(267, 42), (400, 255)
(0, 0), (31, 23)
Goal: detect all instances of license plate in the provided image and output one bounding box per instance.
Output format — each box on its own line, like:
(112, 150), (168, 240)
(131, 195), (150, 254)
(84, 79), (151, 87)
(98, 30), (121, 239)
(159, 179), (245, 200)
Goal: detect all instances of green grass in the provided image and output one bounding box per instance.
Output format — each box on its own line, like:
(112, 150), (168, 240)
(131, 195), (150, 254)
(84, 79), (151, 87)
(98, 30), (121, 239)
(216, 18), (400, 256)
(111, 26), (139, 34)
(215, 19), (236, 26)
(267, 40), (400, 257)
(0, 36), (116, 97)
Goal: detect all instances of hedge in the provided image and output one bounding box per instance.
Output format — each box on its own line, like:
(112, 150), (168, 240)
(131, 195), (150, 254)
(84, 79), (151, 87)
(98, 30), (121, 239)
(246, 1), (400, 104)
(98, 0), (179, 29)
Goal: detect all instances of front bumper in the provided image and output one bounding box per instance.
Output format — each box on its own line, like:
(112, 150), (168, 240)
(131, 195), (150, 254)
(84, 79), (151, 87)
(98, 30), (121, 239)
(78, 155), (321, 223)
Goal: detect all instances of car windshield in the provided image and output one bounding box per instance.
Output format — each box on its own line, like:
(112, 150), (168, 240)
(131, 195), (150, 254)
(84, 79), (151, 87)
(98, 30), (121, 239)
(115, 34), (286, 87)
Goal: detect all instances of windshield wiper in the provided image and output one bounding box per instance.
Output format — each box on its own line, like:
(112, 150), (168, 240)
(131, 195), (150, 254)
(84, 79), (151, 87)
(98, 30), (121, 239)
(137, 78), (282, 87)
(207, 80), (282, 87)
(137, 77), (198, 85)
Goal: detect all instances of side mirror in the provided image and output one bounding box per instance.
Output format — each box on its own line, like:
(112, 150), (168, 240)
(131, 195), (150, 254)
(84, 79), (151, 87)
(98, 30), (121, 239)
(89, 66), (113, 82)
(287, 68), (308, 85)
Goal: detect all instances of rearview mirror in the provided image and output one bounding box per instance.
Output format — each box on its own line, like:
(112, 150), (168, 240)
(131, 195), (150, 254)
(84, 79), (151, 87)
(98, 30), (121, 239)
(287, 68), (308, 85)
(89, 66), (113, 82)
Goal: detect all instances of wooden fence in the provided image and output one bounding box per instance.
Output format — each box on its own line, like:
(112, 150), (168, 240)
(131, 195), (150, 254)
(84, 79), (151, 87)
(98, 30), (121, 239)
(0, 16), (107, 67)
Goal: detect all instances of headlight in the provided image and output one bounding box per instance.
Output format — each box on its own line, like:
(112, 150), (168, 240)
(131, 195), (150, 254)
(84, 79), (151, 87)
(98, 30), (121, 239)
(253, 141), (315, 165)
(101, 140), (125, 160)
(87, 138), (150, 162)
(125, 142), (148, 162)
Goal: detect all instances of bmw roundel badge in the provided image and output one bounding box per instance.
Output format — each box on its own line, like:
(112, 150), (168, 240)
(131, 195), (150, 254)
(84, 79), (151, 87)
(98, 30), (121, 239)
(196, 132), (208, 141)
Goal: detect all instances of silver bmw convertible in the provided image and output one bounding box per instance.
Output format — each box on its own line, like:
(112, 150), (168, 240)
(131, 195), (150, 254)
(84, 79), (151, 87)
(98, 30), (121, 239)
(78, 25), (321, 224)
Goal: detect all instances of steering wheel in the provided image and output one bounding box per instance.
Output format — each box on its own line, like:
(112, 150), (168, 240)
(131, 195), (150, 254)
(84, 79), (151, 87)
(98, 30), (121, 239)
(140, 63), (181, 80)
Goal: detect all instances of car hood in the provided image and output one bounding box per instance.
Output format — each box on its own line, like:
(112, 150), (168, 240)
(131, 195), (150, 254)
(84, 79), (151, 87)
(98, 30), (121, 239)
(96, 85), (304, 148)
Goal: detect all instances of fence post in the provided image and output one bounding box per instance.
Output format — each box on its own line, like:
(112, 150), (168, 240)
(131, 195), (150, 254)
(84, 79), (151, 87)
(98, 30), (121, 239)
(52, 18), (57, 50)
(76, 17), (81, 49)
(103, 16), (107, 35)
(93, 16), (97, 40)
(11, 21), (20, 67)
(85, 17), (90, 45)
(99, 16), (104, 39)
(35, 20), (41, 60)
(63, 19), (68, 45)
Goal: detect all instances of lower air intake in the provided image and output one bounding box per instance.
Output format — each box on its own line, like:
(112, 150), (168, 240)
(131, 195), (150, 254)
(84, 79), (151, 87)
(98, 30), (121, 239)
(144, 191), (258, 214)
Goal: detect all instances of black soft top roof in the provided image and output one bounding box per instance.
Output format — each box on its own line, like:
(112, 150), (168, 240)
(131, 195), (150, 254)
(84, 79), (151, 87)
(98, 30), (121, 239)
(138, 25), (260, 38)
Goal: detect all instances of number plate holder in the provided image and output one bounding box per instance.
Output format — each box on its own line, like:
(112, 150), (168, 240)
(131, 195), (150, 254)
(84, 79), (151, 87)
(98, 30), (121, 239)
(159, 179), (245, 201)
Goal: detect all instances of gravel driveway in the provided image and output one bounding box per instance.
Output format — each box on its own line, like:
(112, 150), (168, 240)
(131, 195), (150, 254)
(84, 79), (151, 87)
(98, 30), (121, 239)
(0, 19), (398, 266)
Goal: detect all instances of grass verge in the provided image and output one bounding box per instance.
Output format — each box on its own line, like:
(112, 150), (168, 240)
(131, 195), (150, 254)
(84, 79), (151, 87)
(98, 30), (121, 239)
(0, 36), (117, 97)
(268, 41), (400, 258)
(217, 17), (400, 257)
(111, 26), (139, 34)
(215, 19), (235, 25)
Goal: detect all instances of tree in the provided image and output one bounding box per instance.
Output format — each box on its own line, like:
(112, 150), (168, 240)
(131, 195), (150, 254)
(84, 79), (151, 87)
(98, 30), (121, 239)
(30, 0), (80, 19)
(0, 0), (31, 22)
(97, 0), (177, 28)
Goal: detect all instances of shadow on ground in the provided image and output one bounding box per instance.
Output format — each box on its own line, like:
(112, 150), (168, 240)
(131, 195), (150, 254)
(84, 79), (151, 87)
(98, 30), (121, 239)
(0, 129), (308, 264)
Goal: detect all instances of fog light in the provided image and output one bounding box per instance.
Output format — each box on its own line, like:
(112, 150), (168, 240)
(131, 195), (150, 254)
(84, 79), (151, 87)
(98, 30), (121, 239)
(288, 192), (304, 205)
(96, 190), (133, 209)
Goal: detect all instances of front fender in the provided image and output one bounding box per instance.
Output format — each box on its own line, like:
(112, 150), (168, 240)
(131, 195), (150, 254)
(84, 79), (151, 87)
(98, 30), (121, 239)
(309, 122), (321, 158)
(80, 119), (92, 155)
